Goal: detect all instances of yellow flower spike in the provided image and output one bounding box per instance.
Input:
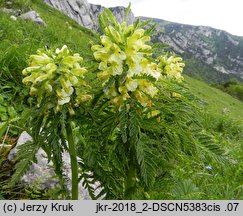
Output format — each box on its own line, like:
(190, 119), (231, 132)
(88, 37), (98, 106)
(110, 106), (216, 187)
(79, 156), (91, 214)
(23, 45), (91, 112)
(92, 9), (186, 109)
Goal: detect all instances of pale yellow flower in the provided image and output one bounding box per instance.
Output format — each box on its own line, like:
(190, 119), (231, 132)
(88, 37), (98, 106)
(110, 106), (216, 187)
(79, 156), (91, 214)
(158, 54), (185, 81)
(22, 45), (92, 112)
(125, 78), (138, 92)
(138, 80), (158, 98)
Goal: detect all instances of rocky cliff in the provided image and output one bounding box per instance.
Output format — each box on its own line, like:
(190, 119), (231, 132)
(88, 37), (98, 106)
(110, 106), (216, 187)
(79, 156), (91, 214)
(90, 4), (135, 26)
(42, 0), (134, 30)
(43, 0), (96, 29)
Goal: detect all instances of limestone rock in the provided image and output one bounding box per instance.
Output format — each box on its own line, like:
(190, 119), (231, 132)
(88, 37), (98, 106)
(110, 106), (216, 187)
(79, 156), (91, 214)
(90, 4), (135, 26)
(43, 0), (96, 29)
(19, 10), (46, 26)
(1, 8), (21, 16)
(9, 131), (91, 199)
(42, 0), (135, 30)
(109, 6), (135, 24)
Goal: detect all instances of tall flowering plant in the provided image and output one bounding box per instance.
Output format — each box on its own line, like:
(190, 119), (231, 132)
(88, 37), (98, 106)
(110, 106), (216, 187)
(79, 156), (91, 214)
(22, 45), (92, 199)
(88, 5), (185, 198)
(22, 45), (91, 114)
(92, 17), (160, 108)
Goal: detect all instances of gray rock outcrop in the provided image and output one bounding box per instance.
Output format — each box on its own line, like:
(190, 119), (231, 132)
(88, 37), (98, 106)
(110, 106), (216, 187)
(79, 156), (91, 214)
(20, 10), (46, 26)
(9, 131), (91, 199)
(42, 0), (135, 30)
(90, 4), (135, 26)
(43, 0), (96, 29)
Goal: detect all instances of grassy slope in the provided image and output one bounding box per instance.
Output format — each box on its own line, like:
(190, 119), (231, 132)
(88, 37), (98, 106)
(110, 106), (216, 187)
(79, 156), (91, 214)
(185, 76), (243, 124)
(0, 0), (98, 78)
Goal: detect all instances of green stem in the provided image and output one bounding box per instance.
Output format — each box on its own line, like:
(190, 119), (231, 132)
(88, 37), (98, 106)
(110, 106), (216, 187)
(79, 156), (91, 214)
(124, 164), (136, 199)
(66, 122), (79, 200)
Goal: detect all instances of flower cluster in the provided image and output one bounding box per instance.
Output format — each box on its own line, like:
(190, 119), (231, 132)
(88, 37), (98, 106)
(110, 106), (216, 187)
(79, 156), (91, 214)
(157, 54), (185, 82)
(22, 45), (91, 113)
(92, 19), (160, 108)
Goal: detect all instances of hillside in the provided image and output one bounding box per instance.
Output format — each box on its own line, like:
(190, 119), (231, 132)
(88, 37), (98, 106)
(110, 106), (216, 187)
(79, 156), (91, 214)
(0, 0), (242, 200)
(185, 76), (243, 124)
(140, 16), (243, 84)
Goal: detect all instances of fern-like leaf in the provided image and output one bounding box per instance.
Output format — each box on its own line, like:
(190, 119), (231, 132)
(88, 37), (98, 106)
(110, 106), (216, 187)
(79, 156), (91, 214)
(119, 105), (128, 143)
(135, 135), (158, 186)
(7, 141), (39, 188)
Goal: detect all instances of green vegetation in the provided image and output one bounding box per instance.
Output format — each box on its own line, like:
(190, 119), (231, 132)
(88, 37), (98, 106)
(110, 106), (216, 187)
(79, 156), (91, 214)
(186, 76), (243, 123)
(0, 0), (242, 200)
(212, 80), (243, 102)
